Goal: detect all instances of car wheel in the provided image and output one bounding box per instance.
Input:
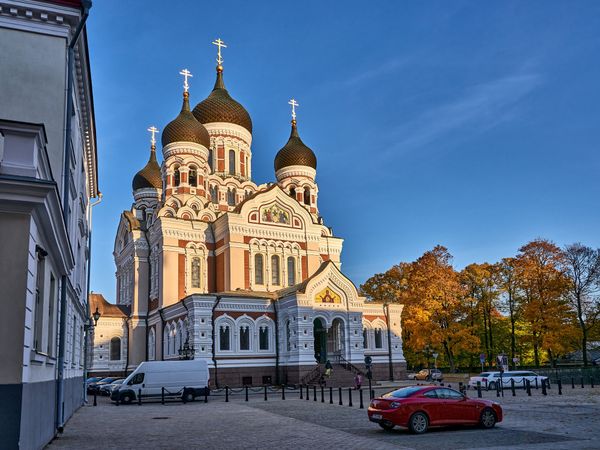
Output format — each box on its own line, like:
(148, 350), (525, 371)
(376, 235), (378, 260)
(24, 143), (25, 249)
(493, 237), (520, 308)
(409, 412), (429, 434)
(488, 381), (497, 391)
(378, 421), (395, 432)
(183, 391), (195, 403)
(480, 408), (497, 428)
(121, 393), (133, 404)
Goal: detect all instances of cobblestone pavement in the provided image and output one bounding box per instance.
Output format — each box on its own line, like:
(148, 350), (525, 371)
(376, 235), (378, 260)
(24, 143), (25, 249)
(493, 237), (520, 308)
(46, 386), (600, 449)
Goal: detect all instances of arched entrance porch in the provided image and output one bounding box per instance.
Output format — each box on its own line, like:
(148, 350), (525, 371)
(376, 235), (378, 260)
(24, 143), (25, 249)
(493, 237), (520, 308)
(313, 317), (345, 363)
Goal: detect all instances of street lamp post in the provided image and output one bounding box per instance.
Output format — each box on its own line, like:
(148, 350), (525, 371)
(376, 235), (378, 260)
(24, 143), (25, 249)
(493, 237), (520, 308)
(432, 352), (439, 369)
(178, 338), (195, 360)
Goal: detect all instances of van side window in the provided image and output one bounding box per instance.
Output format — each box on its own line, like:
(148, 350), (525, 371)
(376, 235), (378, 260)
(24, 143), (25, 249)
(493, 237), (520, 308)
(129, 373), (144, 385)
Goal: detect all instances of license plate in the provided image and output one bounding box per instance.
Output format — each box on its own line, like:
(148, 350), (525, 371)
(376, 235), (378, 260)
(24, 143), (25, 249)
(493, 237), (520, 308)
(371, 414), (382, 420)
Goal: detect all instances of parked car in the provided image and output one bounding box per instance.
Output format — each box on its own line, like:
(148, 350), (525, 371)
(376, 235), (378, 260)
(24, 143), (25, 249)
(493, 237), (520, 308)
(413, 368), (443, 382)
(88, 377), (118, 394)
(111, 360), (210, 404)
(468, 371), (549, 390)
(407, 372), (417, 380)
(99, 378), (125, 396)
(368, 385), (503, 434)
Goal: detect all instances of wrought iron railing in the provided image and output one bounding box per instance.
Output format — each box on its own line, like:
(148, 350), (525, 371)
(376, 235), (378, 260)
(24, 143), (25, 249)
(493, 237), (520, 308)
(335, 355), (364, 375)
(301, 365), (322, 385)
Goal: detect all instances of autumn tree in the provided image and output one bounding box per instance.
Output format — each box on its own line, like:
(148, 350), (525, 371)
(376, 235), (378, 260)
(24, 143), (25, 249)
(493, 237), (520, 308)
(497, 257), (522, 366)
(561, 243), (600, 366)
(515, 239), (573, 367)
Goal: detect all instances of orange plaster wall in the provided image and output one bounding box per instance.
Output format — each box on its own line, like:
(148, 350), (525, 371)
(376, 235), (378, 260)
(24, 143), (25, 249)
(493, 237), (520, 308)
(178, 253), (185, 300)
(244, 250), (250, 289)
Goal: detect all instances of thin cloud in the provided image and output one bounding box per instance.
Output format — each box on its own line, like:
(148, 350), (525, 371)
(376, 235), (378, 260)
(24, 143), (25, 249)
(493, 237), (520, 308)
(342, 57), (411, 88)
(388, 72), (543, 155)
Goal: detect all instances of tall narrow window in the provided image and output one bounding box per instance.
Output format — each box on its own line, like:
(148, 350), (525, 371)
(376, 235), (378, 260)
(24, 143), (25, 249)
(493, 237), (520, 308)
(304, 187), (311, 205)
(286, 320), (291, 351)
(211, 185), (218, 204)
(47, 274), (56, 355)
(208, 149), (213, 171)
(271, 255), (280, 285)
(239, 326), (250, 351)
(227, 188), (236, 206)
(228, 149), (236, 175)
(34, 251), (45, 351)
(110, 337), (121, 360)
(289, 187), (296, 199)
(72, 315), (77, 363)
(191, 257), (201, 288)
(374, 328), (383, 349)
(287, 257), (296, 286)
(259, 326), (269, 350)
(363, 329), (368, 349)
(174, 167), (181, 187)
(255, 254), (264, 285)
(220, 325), (230, 351)
(189, 167), (197, 187)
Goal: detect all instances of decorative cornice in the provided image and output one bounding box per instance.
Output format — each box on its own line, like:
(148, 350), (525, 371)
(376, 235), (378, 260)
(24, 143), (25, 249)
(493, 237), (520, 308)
(276, 165), (316, 181)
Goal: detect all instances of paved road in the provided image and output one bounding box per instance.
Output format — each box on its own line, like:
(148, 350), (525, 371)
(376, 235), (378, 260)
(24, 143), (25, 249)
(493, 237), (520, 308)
(46, 387), (600, 449)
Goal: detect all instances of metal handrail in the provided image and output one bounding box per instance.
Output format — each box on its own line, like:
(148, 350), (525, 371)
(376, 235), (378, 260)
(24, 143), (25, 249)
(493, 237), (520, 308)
(301, 365), (322, 385)
(335, 355), (364, 375)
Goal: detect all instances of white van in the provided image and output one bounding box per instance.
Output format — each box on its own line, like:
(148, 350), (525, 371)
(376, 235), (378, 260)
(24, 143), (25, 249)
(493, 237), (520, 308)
(111, 360), (210, 404)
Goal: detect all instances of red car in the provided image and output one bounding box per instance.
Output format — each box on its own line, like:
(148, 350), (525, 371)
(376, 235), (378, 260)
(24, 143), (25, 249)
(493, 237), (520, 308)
(368, 385), (502, 434)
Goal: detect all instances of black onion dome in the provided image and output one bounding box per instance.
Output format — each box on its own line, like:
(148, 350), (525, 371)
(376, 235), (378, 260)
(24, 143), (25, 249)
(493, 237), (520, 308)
(274, 121), (317, 172)
(132, 146), (162, 190)
(192, 67), (252, 133)
(162, 92), (211, 148)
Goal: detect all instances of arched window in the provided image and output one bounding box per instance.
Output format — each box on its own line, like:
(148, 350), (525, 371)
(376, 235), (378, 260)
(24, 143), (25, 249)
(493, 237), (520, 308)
(189, 167), (197, 187)
(286, 320), (291, 351)
(363, 329), (368, 349)
(255, 254), (264, 285)
(171, 326), (176, 355)
(271, 255), (280, 285)
(239, 325), (250, 351)
(374, 328), (383, 349)
(191, 257), (201, 288)
(148, 329), (156, 361)
(303, 187), (310, 205)
(164, 327), (170, 356)
(227, 188), (236, 206)
(211, 185), (218, 204)
(228, 149), (236, 175)
(174, 167), (181, 187)
(219, 324), (231, 351)
(289, 187), (296, 198)
(287, 257), (296, 286)
(208, 149), (213, 171)
(259, 325), (269, 351)
(110, 337), (121, 361)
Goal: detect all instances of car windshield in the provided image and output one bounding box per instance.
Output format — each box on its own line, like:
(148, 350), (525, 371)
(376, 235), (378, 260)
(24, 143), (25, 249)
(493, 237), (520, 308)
(479, 373), (490, 377)
(383, 387), (423, 399)
(112, 379), (124, 384)
(99, 378), (114, 383)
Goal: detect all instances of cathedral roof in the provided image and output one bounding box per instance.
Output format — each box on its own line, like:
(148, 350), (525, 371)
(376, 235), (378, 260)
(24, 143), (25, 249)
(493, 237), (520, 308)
(274, 121), (317, 172)
(132, 145), (162, 190)
(162, 92), (211, 148)
(89, 293), (130, 318)
(192, 67), (253, 133)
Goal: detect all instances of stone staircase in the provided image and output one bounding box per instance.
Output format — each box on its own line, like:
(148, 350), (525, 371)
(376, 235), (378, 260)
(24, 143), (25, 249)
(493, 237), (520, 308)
(301, 357), (364, 387)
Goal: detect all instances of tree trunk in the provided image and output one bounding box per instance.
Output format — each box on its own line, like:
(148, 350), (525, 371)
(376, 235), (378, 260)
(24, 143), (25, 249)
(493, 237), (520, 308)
(533, 335), (540, 367)
(443, 340), (455, 372)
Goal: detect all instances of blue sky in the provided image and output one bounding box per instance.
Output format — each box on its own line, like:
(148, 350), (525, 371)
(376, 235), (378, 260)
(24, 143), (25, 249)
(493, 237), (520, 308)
(88, 1), (600, 301)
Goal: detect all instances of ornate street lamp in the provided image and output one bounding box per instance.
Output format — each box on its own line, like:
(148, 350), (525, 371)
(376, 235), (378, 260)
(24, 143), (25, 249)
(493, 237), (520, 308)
(178, 338), (195, 360)
(92, 307), (101, 326)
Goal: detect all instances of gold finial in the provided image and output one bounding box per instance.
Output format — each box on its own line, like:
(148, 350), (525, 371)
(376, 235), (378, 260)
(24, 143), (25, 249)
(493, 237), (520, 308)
(288, 98), (299, 123)
(147, 126), (159, 149)
(212, 38), (227, 66)
(179, 68), (193, 93)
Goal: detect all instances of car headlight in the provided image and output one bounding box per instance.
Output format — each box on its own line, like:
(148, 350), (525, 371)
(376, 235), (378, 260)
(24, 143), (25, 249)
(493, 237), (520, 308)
(390, 401), (402, 408)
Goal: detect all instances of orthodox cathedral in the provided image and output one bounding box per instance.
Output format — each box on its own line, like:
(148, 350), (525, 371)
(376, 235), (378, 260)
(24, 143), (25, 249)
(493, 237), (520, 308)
(91, 40), (406, 386)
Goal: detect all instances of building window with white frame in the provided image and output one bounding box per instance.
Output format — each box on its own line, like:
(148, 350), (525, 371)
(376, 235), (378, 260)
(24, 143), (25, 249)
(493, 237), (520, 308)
(33, 250), (45, 352)
(148, 329), (156, 360)
(259, 325), (269, 351)
(110, 337), (121, 360)
(189, 166), (198, 187)
(219, 325), (231, 351)
(287, 256), (296, 286)
(254, 254), (264, 285)
(286, 320), (291, 352)
(239, 325), (250, 351)
(363, 328), (368, 349)
(374, 328), (383, 349)
(228, 149), (236, 175)
(191, 257), (201, 288)
(271, 255), (280, 285)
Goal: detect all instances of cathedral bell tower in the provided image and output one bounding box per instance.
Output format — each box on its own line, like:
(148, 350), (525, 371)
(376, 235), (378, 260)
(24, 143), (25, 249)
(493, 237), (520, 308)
(161, 69), (211, 204)
(132, 128), (162, 222)
(274, 99), (319, 216)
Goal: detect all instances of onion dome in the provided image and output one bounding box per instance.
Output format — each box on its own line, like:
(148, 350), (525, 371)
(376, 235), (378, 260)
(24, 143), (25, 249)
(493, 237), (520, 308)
(274, 120), (317, 171)
(162, 92), (210, 148)
(132, 145), (162, 190)
(192, 66), (252, 133)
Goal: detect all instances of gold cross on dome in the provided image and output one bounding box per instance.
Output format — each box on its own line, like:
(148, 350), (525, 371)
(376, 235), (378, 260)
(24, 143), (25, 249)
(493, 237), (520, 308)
(147, 126), (159, 146)
(179, 69), (193, 92)
(288, 98), (299, 121)
(212, 38), (227, 65)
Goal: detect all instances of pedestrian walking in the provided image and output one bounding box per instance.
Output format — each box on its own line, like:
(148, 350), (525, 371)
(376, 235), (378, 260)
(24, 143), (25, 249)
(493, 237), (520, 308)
(354, 373), (363, 390)
(325, 360), (333, 377)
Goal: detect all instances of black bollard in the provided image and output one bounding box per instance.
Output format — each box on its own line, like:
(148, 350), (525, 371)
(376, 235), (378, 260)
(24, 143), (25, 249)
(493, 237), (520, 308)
(321, 385), (324, 403)
(359, 389), (364, 409)
(182, 387), (187, 404)
(535, 378), (538, 390)
(348, 388), (353, 407)
(116, 394), (120, 406)
(225, 386), (229, 402)
(313, 385), (317, 401)
(161, 387), (165, 405)
(306, 385), (310, 401)
(264, 385), (268, 401)
(477, 381), (482, 398)
(338, 387), (343, 405)
(282, 385), (286, 400)
(245, 385), (249, 401)
(204, 389), (208, 403)
(581, 377), (584, 389)
(526, 379), (531, 396)
(511, 379), (516, 396)
(571, 377), (575, 389)
(138, 389), (142, 405)
(558, 379), (563, 395)
(93, 392), (97, 406)
(371, 389), (375, 400)
(329, 386), (333, 404)
(496, 382), (500, 398)
(592, 377), (595, 389)
(542, 379), (547, 396)
(300, 384), (303, 399)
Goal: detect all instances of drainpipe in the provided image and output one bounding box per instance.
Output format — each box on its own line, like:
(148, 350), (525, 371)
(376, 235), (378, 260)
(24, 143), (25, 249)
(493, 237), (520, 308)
(159, 309), (165, 361)
(123, 317), (130, 377)
(384, 303), (394, 381)
(145, 233), (152, 361)
(211, 295), (223, 388)
(82, 193), (102, 401)
(56, 1), (92, 434)
(272, 299), (280, 385)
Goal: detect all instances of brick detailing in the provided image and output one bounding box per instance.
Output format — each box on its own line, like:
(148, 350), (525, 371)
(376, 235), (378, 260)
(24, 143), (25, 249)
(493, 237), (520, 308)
(216, 311), (274, 320)
(207, 255), (216, 292)
(302, 255), (308, 280)
(363, 315), (385, 322)
(217, 144), (225, 172)
(320, 254), (330, 262)
(216, 252), (224, 292)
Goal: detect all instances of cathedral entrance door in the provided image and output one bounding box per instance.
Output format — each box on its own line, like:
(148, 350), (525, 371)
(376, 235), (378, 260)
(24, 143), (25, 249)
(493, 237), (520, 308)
(313, 318), (327, 363)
